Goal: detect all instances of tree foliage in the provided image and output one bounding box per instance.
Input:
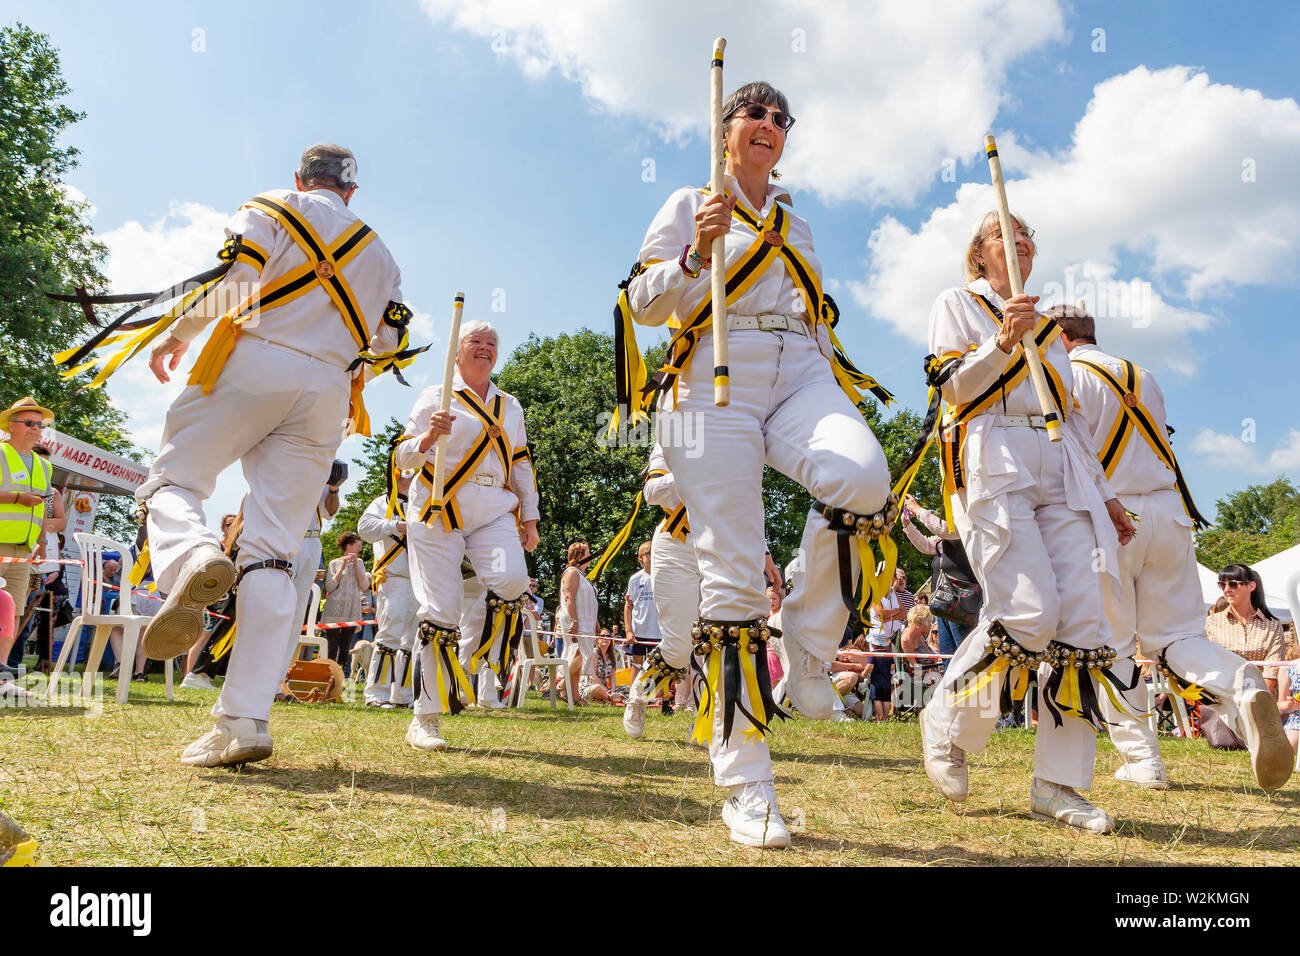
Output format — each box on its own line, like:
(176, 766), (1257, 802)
(0, 24), (138, 538)
(322, 419), (405, 567)
(1195, 475), (1300, 571)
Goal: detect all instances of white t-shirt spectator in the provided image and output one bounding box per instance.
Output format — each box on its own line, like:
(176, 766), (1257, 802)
(626, 569), (660, 642)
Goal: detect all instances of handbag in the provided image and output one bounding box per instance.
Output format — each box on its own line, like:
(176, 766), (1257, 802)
(929, 539), (981, 628)
(52, 596), (74, 628)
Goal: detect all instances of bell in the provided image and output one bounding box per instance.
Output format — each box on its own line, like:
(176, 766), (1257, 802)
(748, 642), (759, 654)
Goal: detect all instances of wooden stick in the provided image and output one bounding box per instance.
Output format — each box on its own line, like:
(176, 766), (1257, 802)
(984, 135), (1062, 443)
(709, 37), (730, 407)
(431, 293), (465, 506)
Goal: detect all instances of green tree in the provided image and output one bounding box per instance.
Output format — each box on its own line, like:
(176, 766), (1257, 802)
(0, 24), (139, 537)
(322, 419), (405, 566)
(1213, 476), (1300, 535)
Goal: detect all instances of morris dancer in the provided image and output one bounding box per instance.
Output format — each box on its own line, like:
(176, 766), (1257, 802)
(917, 212), (1137, 832)
(55, 144), (418, 766)
(622, 443), (786, 846)
(395, 319), (539, 752)
(618, 78), (896, 847)
(357, 470), (417, 708)
(1055, 306), (1291, 791)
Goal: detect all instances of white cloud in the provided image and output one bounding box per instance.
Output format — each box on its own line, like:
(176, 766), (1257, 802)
(1191, 428), (1300, 475)
(420, 0), (1067, 204)
(850, 66), (1300, 374)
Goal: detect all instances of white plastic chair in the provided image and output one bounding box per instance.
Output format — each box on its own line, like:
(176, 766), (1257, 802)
(510, 608), (574, 711)
(291, 584), (327, 663)
(48, 532), (173, 704)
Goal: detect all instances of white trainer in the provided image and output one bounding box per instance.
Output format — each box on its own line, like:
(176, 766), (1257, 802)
(623, 683), (648, 739)
(722, 780), (791, 849)
(920, 705), (968, 801)
(1236, 687), (1293, 791)
(180, 716), (272, 768)
(1030, 778), (1116, 834)
(179, 672), (215, 691)
(777, 639), (835, 719)
(406, 714), (447, 752)
(142, 545), (235, 660)
(1114, 760), (1169, 790)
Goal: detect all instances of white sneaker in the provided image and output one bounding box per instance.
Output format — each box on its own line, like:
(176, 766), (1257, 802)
(1236, 687), (1293, 791)
(406, 713), (447, 752)
(0, 676), (35, 701)
(143, 545), (235, 660)
(920, 706), (968, 801)
(179, 672), (215, 691)
(777, 639), (835, 719)
(722, 781), (791, 849)
(1030, 778), (1116, 833)
(1114, 760), (1169, 790)
(831, 709), (857, 723)
(180, 716), (272, 768)
(623, 685), (648, 739)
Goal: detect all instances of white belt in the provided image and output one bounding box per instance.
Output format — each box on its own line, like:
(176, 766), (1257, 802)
(468, 473), (501, 487)
(994, 414), (1049, 429)
(726, 313), (811, 337)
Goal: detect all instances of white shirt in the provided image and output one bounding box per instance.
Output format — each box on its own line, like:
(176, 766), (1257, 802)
(928, 279), (1117, 581)
(626, 568), (659, 640)
(357, 493), (409, 578)
(395, 373), (540, 523)
(627, 176), (841, 366)
(1068, 344), (1181, 502)
(643, 442), (684, 515)
(307, 486), (338, 536)
(172, 188), (404, 375)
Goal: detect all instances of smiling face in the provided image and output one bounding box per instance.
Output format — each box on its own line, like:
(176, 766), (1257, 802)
(456, 328), (498, 379)
(969, 212), (1036, 286)
(724, 101), (786, 178)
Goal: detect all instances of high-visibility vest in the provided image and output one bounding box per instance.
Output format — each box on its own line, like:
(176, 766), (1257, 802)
(0, 443), (51, 549)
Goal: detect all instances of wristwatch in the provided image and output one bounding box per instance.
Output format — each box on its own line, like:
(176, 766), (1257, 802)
(679, 244), (706, 279)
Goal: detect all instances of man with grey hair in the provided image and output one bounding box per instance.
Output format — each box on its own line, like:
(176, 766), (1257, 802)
(131, 143), (416, 768)
(1057, 304), (1291, 792)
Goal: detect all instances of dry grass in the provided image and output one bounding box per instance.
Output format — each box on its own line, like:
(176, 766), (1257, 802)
(3, 676), (1298, 866)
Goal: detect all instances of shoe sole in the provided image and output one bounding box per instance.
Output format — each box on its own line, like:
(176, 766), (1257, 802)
(1241, 688), (1292, 791)
(143, 554), (235, 659)
(1030, 810), (1116, 834)
(1114, 770), (1169, 791)
(406, 734), (447, 752)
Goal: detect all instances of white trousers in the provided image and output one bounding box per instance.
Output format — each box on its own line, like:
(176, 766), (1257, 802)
(366, 575), (418, 705)
(927, 428), (1110, 790)
(1101, 488), (1267, 762)
(136, 336), (349, 722)
(659, 330), (890, 665)
(651, 528), (770, 787)
(279, 534), (323, 676)
(408, 486), (529, 716)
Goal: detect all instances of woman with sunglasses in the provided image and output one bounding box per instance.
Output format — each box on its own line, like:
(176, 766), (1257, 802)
(625, 82), (894, 848)
(918, 212), (1139, 834)
(1207, 565), (1286, 695)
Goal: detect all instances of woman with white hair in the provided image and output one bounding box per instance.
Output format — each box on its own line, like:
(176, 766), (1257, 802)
(394, 319), (540, 751)
(919, 211), (1137, 833)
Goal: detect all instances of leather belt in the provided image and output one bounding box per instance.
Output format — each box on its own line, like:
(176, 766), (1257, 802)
(994, 414), (1049, 429)
(727, 313), (811, 336)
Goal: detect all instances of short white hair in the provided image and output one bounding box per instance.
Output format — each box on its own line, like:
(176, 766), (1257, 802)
(458, 319), (498, 345)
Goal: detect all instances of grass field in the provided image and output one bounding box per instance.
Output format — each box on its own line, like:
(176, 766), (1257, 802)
(3, 675), (1298, 866)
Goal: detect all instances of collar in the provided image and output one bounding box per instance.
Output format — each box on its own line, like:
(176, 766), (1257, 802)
(451, 372), (498, 404)
(724, 172), (792, 219)
(1069, 343), (1103, 359)
(1225, 605), (1265, 625)
(304, 187), (348, 211)
(965, 278), (1003, 308)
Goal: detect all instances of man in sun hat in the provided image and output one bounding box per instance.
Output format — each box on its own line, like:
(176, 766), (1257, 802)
(0, 396), (55, 673)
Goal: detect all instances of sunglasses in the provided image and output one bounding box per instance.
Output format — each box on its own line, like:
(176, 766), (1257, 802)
(729, 102), (796, 131)
(9, 419), (44, 429)
(1218, 579), (1249, 589)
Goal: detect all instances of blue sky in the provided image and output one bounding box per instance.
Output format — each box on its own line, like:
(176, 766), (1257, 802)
(7, 0), (1299, 530)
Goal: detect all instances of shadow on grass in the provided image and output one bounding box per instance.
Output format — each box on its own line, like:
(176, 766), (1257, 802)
(202, 763), (714, 822)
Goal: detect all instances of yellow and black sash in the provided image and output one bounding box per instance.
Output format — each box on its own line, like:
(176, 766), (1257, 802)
(418, 389), (513, 532)
(1072, 357), (1208, 528)
(610, 194), (892, 427)
(371, 496), (408, 587)
(645, 468), (690, 540)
